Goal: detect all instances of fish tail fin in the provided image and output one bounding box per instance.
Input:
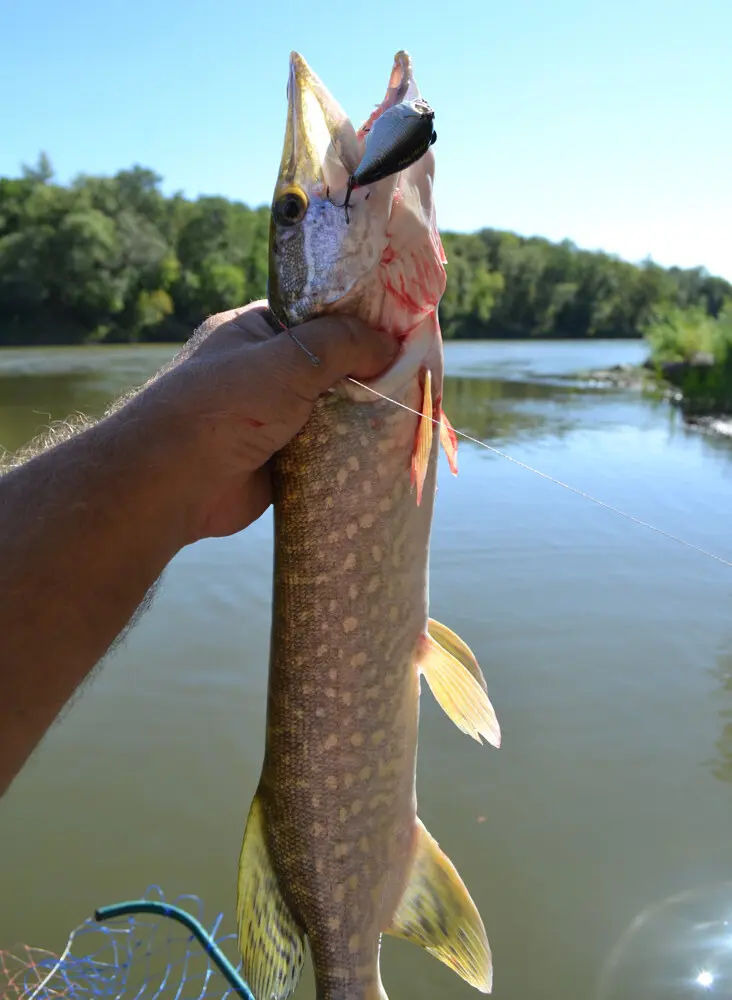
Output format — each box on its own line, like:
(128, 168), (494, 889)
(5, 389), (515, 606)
(237, 791), (306, 1000)
(385, 818), (493, 993)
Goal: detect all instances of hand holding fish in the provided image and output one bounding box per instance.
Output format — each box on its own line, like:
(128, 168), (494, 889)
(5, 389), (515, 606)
(156, 300), (398, 541)
(0, 304), (395, 798)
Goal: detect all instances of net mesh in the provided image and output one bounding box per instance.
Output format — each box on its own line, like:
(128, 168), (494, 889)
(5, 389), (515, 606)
(0, 886), (248, 1000)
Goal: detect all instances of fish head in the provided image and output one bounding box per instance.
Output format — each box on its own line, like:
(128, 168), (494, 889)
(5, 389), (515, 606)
(268, 50), (447, 377)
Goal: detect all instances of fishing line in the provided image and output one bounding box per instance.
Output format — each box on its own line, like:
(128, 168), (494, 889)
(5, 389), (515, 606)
(346, 377), (732, 569)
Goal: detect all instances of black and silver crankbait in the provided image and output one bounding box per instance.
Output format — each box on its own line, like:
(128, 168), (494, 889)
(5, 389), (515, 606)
(333, 98), (437, 222)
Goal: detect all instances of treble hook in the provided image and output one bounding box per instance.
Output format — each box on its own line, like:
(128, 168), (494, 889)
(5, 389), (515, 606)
(326, 180), (370, 224)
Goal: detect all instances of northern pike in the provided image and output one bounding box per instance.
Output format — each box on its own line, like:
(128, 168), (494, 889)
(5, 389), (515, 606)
(237, 51), (501, 1000)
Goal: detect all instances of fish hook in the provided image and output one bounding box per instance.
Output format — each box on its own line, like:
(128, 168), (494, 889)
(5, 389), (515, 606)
(325, 182), (370, 225)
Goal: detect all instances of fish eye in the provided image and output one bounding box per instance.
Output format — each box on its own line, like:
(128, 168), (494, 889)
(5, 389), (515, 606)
(273, 187), (308, 227)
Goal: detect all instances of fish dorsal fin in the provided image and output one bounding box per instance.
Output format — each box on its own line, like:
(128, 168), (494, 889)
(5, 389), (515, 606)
(237, 793), (306, 1000)
(385, 818), (492, 993)
(419, 621), (501, 747)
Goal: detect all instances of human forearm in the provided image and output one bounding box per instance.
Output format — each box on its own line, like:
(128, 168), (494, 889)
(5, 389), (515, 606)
(0, 397), (190, 795)
(0, 304), (396, 799)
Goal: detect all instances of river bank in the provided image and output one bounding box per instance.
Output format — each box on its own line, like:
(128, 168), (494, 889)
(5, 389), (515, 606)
(573, 352), (732, 437)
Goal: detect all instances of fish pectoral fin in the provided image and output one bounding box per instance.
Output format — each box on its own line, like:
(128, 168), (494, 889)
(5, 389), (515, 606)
(410, 369), (434, 506)
(237, 793), (305, 1000)
(385, 818), (493, 993)
(439, 408), (458, 475)
(419, 623), (500, 747)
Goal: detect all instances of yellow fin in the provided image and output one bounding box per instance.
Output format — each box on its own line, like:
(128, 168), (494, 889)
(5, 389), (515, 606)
(419, 630), (500, 747)
(428, 618), (487, 693)
(439, 408), (458, 475)
(237, 793), (305, 1000)
(386, 818), (492, 993)
(411, 369), (433, 506)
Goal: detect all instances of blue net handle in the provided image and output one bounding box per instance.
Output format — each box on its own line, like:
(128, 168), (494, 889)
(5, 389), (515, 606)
(94, 901), (254, 1000)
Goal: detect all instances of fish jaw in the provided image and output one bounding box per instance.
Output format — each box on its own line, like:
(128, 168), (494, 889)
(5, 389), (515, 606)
(268, 51), (446, 339)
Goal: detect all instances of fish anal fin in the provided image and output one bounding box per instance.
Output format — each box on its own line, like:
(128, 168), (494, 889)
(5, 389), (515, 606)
(439, 408), (458, 475)
(386, 818), (492, 993)
(418, 628), (500, 747)
(237, 793), (305, 1000)
(410, 369), (434, 506)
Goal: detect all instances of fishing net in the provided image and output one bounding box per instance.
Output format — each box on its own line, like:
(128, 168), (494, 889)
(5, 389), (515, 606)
(0, 886), (253, 1000)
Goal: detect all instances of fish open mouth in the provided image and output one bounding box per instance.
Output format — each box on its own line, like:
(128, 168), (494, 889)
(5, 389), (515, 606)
(355, 51), (419, 140)
(278, 50), (422, 198)
(269, 50), (443, 347)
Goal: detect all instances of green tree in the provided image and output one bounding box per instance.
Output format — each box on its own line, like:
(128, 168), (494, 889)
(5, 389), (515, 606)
(0, 157), (730, 346)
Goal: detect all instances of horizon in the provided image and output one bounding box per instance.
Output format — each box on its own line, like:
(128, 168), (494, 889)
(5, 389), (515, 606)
(2, 0), (730, 280)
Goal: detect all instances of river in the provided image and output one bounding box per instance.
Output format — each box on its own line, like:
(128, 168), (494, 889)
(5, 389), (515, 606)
(1, 339), (731, 1000)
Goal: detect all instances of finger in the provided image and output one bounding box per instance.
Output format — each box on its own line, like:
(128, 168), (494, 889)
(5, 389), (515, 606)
(189, 302), (275, 357)
(197, 304), (252, 336)
(226, 302), (280, 344)
(263, 314), (398, 399)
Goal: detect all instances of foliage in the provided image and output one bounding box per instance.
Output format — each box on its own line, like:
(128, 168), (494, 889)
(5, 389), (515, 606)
(0, 155), (730, 346)
(0, 157), (269, 345)
(644, 305), (732, 416)
(643, 306), (721, 362)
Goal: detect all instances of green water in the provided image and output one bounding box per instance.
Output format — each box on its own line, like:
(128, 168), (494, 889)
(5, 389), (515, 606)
(1, 339), (731, 1000)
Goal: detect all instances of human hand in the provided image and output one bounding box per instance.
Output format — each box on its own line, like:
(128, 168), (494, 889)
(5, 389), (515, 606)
(136, 300), (397, 543)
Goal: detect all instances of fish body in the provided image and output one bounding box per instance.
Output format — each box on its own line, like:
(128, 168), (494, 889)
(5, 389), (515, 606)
(237, 51), (500, 1000)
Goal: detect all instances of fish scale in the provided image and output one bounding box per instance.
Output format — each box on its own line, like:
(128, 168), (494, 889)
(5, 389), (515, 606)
(263, 384), (433, 999)
(237, 50), (501, 1000)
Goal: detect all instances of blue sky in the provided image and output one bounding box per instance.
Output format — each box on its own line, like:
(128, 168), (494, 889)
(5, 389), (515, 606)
(2, 0), (730, 278)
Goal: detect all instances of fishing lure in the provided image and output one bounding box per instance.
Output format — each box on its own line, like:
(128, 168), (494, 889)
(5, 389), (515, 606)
(332, 98), (437, 222)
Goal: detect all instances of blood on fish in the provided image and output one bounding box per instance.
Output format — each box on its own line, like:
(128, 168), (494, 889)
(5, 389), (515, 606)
(380, 246), (397, 267)
(383, 273), (424, 316)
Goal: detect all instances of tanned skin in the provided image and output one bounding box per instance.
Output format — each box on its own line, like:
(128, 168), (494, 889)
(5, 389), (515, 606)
(0, 301), (396, 798)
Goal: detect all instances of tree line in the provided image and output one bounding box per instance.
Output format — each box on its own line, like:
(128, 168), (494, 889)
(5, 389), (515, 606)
(1, 155), (730, 346)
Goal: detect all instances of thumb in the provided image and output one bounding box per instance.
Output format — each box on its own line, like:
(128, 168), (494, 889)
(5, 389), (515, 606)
(266, 314), (399, 397)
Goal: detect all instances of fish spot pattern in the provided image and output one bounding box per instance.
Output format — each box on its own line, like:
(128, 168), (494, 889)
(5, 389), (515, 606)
(262, 385), (440, 994)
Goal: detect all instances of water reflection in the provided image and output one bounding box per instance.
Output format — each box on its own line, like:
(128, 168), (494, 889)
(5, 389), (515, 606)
(706, 647), (732, 786)
(0, 345), (176, 380)
(443, 373), (580, 444)
(0, 374), (111, 455)
(0, 347), (174, 455)
(596, 883), (732, 999)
